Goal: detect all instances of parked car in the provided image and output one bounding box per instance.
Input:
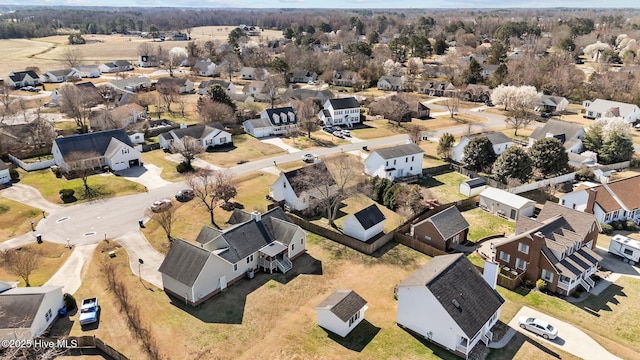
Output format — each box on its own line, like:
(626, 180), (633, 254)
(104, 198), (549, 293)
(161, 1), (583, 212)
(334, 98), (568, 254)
(518, 316), (558, 340)
(301, 153), (318, 162)
(342, 129), (351, 137)
(485, 100), (495, 107)
(322, 126), (334, 134)
(333, 131), (345, 138)
(175, 189), (194, 202)
(79, 297), (99, 326)
(540, 112), (551, 118)
(151, 199), (173, 212)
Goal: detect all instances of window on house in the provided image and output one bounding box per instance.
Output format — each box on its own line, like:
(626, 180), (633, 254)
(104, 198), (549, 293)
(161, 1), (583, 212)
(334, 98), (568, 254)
(121, 148), (129, 154)
(541, 269), (554, 282)
(410, 167), (413, 171)
(499, 251), (510, 262)
(220, 137), (227, 143)
(348, 310), (360, 326)
(386, 161), (388, 166)
(291, 244), (295, 251)
(561, 199), (565, 205)
(572, 204), (576, 209)
(301, 238), (304, 244)
(250, 255), (254, 262)
(605, 213), (611, 221)
(233, 264), (237, 271)
(393, 160), (396, 165)
(518, 243), (529, 254)
(424, 235), (431, 241)
(411, 156), (415, 161)
(405, 157), (408, 163)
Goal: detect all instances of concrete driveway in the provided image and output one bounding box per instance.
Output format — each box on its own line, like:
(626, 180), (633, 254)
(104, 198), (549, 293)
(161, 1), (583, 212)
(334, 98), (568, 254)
(115, 164), (172, 190)
(0, 183), (61, 213)
(115, 231), (164, 288)
(44, 243), (98, 294)
(259, 136), (301, 153)
(509, 306), (621, 360)
(595, 246), (640, 278)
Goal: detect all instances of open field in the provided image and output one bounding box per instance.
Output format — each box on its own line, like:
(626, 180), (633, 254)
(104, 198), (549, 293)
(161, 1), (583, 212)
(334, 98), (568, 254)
(197, 134), (285, 167)
(0, 241), (69, 287)
(0, 197), (42, 241)
(281, 130), (351, 149)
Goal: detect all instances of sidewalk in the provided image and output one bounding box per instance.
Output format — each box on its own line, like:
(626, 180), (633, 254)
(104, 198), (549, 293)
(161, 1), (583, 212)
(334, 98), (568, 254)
(115, 231), (164, 288)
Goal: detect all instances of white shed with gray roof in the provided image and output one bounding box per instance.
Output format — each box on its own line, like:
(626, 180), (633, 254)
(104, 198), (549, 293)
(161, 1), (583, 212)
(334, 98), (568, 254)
(342, 204), (386, 241)
(316, 290), (368, 337)
(479, 187), (535, 220)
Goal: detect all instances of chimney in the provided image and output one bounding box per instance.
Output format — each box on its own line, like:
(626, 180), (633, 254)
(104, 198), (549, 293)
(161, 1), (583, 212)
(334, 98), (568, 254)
(251, 210), (261, 222)
(585, 188), (597, 214)
(483, 260), (499, 289)
(180, 123), (187, 129)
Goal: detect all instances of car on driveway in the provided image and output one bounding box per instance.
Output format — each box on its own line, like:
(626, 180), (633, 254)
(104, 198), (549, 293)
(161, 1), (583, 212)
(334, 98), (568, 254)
(151, 199), (173, 212)
(341, 129), (351, 137)
(518, 316), (558, 340)
(175, 189), (194, 202)
(322, 126), (333, 134)
(301, 153), (318, 162)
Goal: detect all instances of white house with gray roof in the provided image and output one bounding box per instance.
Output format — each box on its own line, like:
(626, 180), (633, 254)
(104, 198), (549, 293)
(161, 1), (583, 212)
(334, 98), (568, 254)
(536, 95), (569, 113)
(0, 162), (10, 184)
(377, 76), (405, 91)
(41, 69), (74, 83)
(316, 290), (368, 337)
(364, 143), (424, 181)
(342, 204), (386, 242)
(158, 124), (232, 150)
(479, 187), (535, 220)
(529, 119), (585, 153)
(583, 99), (640, 123)
(269, 162), (337, 211)
(396, 254), (503, 359)
(0, 286), (64, 341)
(244, 106), (298, 138)
(110, 77), (152, 92)
(70, 65), (101, 78)
(451, 132), (513, 163)
(198, 79), (236, 95)
(158, 207), (306, 306)
(319, 97), (361, 127)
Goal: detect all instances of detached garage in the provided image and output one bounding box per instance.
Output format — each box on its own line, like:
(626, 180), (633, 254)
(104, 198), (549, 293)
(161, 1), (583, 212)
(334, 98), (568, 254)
(479, 187), (535, 220)
(243, 118), (274, 138)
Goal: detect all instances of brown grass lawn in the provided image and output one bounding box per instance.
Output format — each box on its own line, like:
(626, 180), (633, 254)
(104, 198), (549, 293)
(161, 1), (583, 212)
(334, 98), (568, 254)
(489, 332), (581, 360)
(0, 241), (69, 287)
(330, 193), (406, 233)
(462, 208), (515, 241)
(597, 230), (640, 251)
(281, 131), (351, 149)
(420, 171), (468, 203)
(198, 134), (284, 167)
(0, 197), (42, 242)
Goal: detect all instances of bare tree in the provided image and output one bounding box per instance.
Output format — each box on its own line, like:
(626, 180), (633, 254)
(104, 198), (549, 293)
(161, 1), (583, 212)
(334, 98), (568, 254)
(138, 92), (163, 119)
(196, 97), (236, 127)
(2, 249), (40, 287)
(408, 124), (424, 144)
(59, 83), (99, 133)
(65, 151), (101, 197)
(147, 205), (177, 243)
(444, 91), (461, 118)
(263, 75), (283, 109)
(505, 109), (533, 137)
(156, 81), (178, 113)
(91, 108), (120, 131)
(292, 99), (319, 138)
(211, 169), (237, 208)
(170, 136), (204, 168)
(380, 96), (411, 126)
(220, 52), (241, 82)
(60, 47), (83, 68)
(186, 169), (220, 227)
(137, 42), (155, 57)
(26, 117), (57, 155)
(0, 83), (13, 123)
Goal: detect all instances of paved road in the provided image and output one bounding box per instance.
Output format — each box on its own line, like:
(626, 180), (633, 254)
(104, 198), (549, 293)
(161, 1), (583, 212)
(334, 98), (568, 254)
(44, 243), (98, 294)
(509, 306), (621, 360)
(0, 183), (61, 213)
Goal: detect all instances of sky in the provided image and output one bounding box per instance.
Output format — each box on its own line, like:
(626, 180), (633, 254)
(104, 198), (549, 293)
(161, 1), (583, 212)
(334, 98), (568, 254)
(5, 0), (640, 9)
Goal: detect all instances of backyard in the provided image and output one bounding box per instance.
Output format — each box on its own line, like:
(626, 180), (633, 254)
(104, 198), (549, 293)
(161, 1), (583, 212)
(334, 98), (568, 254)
(420, 171), (469, 203)
(462, 208), (515, 242)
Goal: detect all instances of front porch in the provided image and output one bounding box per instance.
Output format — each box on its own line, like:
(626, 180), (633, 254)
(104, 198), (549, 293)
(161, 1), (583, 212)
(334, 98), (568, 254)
(557, 265), (598, 294)
(258, 241), (292, 274)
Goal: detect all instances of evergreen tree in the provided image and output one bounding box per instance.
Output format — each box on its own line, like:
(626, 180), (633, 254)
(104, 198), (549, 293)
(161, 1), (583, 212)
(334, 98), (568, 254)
(529, 138), (569, 177)
(600, 132), (634, 164)
(463, 137), (497, 172)
(492, 146), (532, 184)
(437, 133), (455, 160)
(583, 123), (604, 152)
(206, 84), (236, 111)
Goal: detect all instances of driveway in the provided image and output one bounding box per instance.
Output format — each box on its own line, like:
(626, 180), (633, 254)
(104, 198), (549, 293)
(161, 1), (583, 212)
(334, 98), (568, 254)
(115, 231), (164, 288)
(259, 136), (301, 153)
(509, 306), (621, 360)
(115, 164), (172, 190)
(595, 246), (640, 278)
(44, 243), (98, 294)
(0, 183), (61, 213)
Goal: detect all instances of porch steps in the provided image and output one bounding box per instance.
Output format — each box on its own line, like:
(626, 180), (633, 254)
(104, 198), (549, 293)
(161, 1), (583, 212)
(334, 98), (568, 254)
(276, 258), (292, 274)
(580, 277), (593, 292)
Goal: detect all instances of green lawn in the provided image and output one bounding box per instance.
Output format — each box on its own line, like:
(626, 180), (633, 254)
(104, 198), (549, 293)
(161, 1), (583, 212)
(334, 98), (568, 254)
(197, 134), (284, 167)
(141, 149), (182, 181)
(17, 168), (146, 204)
(420, 171), (468, 203)
(462, 208), (515, 241)
(0, 197), (42, 242)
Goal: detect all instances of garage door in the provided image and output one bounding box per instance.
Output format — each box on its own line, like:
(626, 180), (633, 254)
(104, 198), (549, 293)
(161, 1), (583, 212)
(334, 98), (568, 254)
(255, 127), (269, 138)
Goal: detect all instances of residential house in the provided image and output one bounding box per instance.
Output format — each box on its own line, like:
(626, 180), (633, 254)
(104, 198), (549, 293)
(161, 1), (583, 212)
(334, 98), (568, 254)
(479, 187), (535, 220)
(411, 101), (431, 120)
(0, 286), (64, 341)
(52, 129), (141, 172)
(536, 95), (569, 113)
(332, 71), (359, 87)
(0, 162), (10, 184)
(243, 106), (298, 138)
(463, 84), (491, 102)
(159, 207), (306, 306)
(342, 204), (386, 242)
(583, 99), (640, 123)
(316, 290), (368, 337)
(242, 80), (265, 97)
(110, 77), (152, 92)
(41, 69), (73, 83)
(158, 124), (232, 150)
(364, 143), (423, 181)
(459, 178), (487, 197)
(396, 254), (504, 359)
(480, 64), (499, 79)
(70, 65), (101, 78)
(91, 103), (147, 131)
(281, 88), (334, 102)
(559, 175), (640, 225)
(418, 81), (457, 97)
(377, 76), (404, 91)
(567, 152), (596, 168)
(409, 205), (470, 252)
(156, 77), (194, 94)
(490, 201), (601, 295)
(193, 60), (217, 77)
(319, 97), (361, 128)
(138, 55), (159, 68)
(289, 70), (318, 83)
(198, 79), (236, 95)
(240, 67), (260, 80)
(451, 132), (513, 163)
(529, 119), (585, 153)
(99, 61), (133, 73)
(6, 70), (41, 88)
(50, 82), (101, 106)
(269, 162), (337, 211)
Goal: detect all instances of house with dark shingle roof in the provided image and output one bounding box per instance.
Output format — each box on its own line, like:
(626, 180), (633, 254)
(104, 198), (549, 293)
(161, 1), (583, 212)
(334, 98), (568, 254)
(559, 174), (640, 225)
(6, 70), (41, 88)
(192, 60), (217, 77)
(490, 200), (602, 295)
(90, 103), (147, 131)
(289, 70), (318, 83)
(364, 143), (424, 181)
(529, 119), (585, 153)
(269, 162), (337, 211)
(198, 79), (236, 95)
(342, 204), (386, 242)
(409, 205), (470, 251)
(377, 76), (405, 91)
(316, 290), (368, 337)
(158, 124), (232, 150)
(159, 208), (306, 306)
(99, 60), (133, 73)
(319, 97), (361, 127)
(52, 129), (141, 172)
(451, 131), (513, 163)
(0, 286), (64, 341)
(244, 106), (298, 138)
(41, 69), (74, 83)
(396, 254), (504, 359)
(156, 77), (194, 94)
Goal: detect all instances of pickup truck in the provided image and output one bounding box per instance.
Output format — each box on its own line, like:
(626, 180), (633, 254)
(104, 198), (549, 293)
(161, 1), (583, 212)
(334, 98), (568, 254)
(79, 297), (99, 326)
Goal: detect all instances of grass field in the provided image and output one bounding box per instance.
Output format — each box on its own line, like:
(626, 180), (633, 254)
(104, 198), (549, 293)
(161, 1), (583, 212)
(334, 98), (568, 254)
(420, 171), (468, 203)
(323, 193), (406, 233)
(0, 241), (69, 287)
(0, 197), (42, 242)
(462, 208), (515, 241)
(197, 134), (285, 167)
(140, 150), (183, 181)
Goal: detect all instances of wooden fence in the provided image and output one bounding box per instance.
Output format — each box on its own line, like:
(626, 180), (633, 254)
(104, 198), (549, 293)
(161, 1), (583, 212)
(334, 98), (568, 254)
(472, 265), (524, 290)
(58, 336), (130, 360)
(394, 232), (447, 257)
(422, 164), (453, 176)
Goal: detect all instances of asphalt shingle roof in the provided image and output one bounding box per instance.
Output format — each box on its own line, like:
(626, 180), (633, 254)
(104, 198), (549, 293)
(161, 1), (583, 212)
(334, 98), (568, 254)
(428, 206), (470, 240)
(283, 162), (336, 195)
(398, 254), (504, 338)
(530, 119), (584, 141)
(352, 204), (386, 230)
(264, 106), (297, 125)
(373, 143), (423, 160)
(54, 129), (133, 159)
(316, 290), (367, 322)
(327, 97), (359, 110)
(586, 99), (639, 117)
(466, 131), (513, 145)
(158, 239), (210, 286)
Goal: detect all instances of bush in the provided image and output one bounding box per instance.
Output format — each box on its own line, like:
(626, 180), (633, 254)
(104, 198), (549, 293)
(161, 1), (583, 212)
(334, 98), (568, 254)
(63, 293), (77, 311)
(59, 189), (75, 198)
(600, 223), (613, 235)
(612, 220), (625, 231)
(536, 279), (547, 291)
(625, 221), (639, 231)
(176, 162), (193, 173)
(9, 168), (19, 181)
